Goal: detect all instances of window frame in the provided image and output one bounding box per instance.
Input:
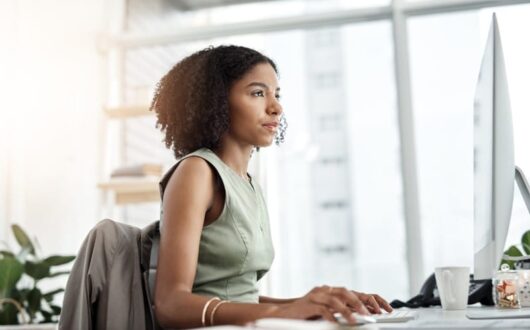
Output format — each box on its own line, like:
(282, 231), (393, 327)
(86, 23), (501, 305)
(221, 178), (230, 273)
(104, 0), (530, 296)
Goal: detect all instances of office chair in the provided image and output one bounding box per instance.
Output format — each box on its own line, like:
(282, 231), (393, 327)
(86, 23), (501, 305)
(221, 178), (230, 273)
(140, 220), (162, 330)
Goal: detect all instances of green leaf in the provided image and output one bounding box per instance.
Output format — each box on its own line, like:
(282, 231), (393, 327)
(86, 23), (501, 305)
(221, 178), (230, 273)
(27, 288), (42, 317)
(522, 230), (530, 255)
(47, 271), (70, 278)
(24, 261), (50, 280)
(40, 310), (53, 323)
(43, 255), (75, 266)
(0, 258), (24, 298)
(501, 245), (524, 269)
(42, 288), (64, 302)
(11, 225), (35, 256)
(504, 245), (524, 257)
(50, 304), (61, 315)
(0, 250), (15, 258)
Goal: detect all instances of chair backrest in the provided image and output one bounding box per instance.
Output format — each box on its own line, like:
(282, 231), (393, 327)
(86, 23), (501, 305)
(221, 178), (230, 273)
(140, 220), (161, 330)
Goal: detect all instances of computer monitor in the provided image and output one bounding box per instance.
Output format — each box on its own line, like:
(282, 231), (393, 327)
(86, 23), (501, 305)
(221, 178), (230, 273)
(473, 13), (514, 280)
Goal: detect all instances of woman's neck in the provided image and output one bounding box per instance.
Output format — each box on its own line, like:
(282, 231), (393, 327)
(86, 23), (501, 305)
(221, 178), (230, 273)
(213, 138), (253, 177)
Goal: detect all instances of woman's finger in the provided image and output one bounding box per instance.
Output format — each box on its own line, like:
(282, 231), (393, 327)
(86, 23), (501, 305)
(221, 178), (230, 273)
(326, 296), (355, 324)
(332, 287), (370, 315)
(352, 291), (393, 314)
(366, 295), (381, 314)
(311, 293), (346, 312)
(365, 305), (375, 312)
(310, 292), (356, 324)
(318, 285), (331, 294)
(373, 294), (393, 313)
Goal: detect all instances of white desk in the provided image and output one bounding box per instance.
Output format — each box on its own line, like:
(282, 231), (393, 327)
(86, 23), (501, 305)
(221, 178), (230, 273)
(358, 306), (530, 329)
(205, 307), (530, 329)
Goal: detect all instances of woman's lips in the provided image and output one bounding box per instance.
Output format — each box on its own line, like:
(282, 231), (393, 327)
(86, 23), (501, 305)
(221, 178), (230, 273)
(262, 122), (278, 132)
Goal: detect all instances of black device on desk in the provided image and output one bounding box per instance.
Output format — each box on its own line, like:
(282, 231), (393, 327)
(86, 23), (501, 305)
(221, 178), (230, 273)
(390, 273), (494, 309)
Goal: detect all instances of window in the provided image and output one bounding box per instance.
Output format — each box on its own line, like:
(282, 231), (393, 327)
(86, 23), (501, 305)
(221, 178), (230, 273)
(116, 0), (530, 301)
(408, 4), (530, 276)
(409, 10), (479, 276)
(119, 17), (407, 298)
(264, 21), (406, 299)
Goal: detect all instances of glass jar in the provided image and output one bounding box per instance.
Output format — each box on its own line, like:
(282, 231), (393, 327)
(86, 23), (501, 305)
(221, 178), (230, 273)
(517, 270), (530, 307)
(492, 267), (521, 309)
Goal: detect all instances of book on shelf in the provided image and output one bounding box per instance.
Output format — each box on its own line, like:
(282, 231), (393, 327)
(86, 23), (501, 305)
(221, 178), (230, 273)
(110, 163), (163, 178)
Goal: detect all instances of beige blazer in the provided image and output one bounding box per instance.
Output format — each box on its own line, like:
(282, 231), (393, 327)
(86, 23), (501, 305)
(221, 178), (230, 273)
(59, 219), (147, 330)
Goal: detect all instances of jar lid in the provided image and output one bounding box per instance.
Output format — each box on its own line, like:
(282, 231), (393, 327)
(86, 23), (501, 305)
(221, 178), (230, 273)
(495, 264), (519, 280)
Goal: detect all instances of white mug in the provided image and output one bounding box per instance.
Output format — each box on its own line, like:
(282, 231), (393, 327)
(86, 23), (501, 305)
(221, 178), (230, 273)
(434, 266), (470, 310)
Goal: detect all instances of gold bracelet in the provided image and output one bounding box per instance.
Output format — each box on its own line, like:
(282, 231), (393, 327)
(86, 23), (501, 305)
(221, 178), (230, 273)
(201, 297), (220, 327)
(210, 300), (230, 326)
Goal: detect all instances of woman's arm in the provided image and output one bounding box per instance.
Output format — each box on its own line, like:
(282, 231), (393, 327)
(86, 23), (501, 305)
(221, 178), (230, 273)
(259, 296), (299, 304)
(154, 156), (220, 328)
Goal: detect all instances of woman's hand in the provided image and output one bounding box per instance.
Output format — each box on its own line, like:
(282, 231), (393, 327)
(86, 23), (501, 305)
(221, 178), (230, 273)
(266, 286), (370, 324)
(351, 290), (393, 314)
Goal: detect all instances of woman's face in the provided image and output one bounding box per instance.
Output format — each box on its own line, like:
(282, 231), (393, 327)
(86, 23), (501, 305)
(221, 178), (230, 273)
(226, 62), (282, 148)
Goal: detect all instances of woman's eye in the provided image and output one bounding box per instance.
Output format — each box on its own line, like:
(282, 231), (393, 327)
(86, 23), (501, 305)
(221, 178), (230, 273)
(252, 90), (265, 97)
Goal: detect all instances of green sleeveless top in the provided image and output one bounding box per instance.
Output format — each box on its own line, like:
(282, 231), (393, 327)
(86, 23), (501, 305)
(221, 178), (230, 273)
(159, 148), (275, 303)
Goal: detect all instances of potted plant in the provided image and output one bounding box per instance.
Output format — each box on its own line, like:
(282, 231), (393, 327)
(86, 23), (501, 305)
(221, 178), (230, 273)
(502, 229), (530, 269)
(0, 224), (75, 327)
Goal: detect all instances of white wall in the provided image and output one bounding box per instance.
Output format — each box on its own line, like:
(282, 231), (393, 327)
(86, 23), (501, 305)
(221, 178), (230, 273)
(0, 0), (108, 264)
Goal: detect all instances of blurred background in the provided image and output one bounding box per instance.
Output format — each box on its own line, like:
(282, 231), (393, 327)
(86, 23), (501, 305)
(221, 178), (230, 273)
(1, 0), (530, 305)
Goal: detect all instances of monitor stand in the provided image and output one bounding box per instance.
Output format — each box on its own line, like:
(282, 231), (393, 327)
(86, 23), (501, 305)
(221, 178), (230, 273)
(467, 307), (530, 319)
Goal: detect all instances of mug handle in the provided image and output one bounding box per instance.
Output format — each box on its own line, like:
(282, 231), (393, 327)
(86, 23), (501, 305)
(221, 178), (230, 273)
(443, 269), (456, 305)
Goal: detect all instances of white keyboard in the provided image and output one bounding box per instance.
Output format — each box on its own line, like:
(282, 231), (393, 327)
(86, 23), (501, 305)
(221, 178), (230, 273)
(336, 310), (417, 324)
(254, 312), (418, 330)
(370, 310), (418, 323)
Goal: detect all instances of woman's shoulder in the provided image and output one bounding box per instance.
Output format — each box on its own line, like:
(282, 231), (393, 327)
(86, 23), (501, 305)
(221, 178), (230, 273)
(171, 155), (214, 184)
(160, 153), (216, 198)
(160, 157), (219, 215)
(163, 149), (214, 179)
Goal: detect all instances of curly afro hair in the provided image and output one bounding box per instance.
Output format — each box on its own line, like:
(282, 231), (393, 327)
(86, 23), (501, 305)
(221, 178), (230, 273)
(150, 45), (287, 159)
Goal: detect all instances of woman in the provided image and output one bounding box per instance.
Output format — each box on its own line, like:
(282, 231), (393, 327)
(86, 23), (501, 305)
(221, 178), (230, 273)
(151, 45), (392, 329)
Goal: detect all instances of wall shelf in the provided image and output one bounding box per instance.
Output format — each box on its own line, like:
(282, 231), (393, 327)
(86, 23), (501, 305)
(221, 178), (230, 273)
(99, 101), (161, 206)
(98, 178), (160, 205)
(104, 105), (153, 118)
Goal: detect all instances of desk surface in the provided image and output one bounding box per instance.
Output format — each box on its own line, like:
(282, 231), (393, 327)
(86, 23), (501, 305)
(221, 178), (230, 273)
(204, 306), (530, 329)
(359, 306), (530, 329)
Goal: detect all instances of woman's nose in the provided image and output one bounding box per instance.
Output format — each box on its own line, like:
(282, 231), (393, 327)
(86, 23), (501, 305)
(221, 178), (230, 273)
(267, 98), (282, 116)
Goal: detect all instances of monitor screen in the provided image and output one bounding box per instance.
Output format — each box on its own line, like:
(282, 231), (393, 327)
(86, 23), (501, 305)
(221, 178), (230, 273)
(473, 13), (514, 280)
